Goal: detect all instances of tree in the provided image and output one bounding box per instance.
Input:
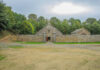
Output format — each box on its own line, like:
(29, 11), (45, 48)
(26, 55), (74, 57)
(10, 13), (26, 34)
(20, 20), (35, 34)
(98, 19), (100, 24)
(28, 14), (37, 21)
(88, 21), (100, 34)
(69, 18), (75, 25)
(5, 6), (15, 31)
(61, 19), (70, 34)
(50, 17), (61, 27)
(11, 22), (22, 34)
(50, 17), (62, 32)
(0, 2), (8, 31)
(37, 16), (47, 31)
(86, 18), (96, 24)
(69, 18), (81, 32)
(13, 13), (26, 23)
(28, 19), (37, 33)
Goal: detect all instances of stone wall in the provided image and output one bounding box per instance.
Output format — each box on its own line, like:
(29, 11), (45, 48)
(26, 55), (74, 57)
(16, 35), (100, 42)
(56, 35), (100, 42)
(16, 35), (44, 42)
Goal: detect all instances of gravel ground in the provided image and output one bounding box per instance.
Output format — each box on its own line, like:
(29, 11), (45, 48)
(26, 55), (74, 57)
(0, 42), (100, 51)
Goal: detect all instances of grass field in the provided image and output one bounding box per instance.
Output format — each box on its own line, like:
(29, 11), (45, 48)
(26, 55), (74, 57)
(54, 42), (100, 44)
(0, 55), (5, 61)
(16, 41), (45, 44)
(16, 41), (100, 44)
(0, 45), (100, 70)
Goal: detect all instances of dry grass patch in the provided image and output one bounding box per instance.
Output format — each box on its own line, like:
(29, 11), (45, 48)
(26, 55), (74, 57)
(0, 47), (100, 70)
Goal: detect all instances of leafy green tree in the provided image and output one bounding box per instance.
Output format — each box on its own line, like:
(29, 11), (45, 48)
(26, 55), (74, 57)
(37, 16), (47, 31)
(86, 18), (96, 24)
(20, 20), (35, 34)
(11, 22), (22, 34)
(50, 17), (60, 26)
(69, 18), (75, 25)
(60, 19), (70, 34)
(5, 6), (15, 31)
(28, 19), (37, 33)
(6, 9), (26, 33)
(0, 2), (8, 31)
(50, 17), (62, 33)
(88, 21), (100, 34)
(83, 20), (100, 34)
(98, 19), (100, 24)
(13, 13), (26, 23)
(69, 18), (81, 32)
(28, 14), (37, 21)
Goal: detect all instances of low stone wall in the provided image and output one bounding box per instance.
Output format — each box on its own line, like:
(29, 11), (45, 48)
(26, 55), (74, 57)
(16, 35), (44, 42)
(16, 35), (100, 42)
(56, 35), (100, 42)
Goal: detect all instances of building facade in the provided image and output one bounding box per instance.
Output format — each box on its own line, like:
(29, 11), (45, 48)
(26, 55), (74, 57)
(36, 23), (63, 42)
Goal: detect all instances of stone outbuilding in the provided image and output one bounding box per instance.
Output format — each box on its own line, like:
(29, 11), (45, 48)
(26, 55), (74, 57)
(36, 23), (63, 42)
(16, 25), (100, 43)
(71, 28), (91, 35)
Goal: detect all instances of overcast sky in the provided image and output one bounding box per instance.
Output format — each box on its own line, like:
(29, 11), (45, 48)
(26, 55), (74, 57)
(3, 0), (100, 21)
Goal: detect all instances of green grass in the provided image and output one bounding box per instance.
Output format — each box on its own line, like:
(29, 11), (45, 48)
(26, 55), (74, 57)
(54, 42), (100, 44)
(16, 41), (45, 44)
(9, 45), (24, 49)
(0, 55), (5, 61)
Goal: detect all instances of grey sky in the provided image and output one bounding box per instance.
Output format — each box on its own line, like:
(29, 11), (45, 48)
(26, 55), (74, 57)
(3, 0), (100, 21)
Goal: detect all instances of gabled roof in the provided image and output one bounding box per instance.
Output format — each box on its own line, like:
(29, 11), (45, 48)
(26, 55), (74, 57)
(71, 28), (91, 35)
(36, 23), (63, 35)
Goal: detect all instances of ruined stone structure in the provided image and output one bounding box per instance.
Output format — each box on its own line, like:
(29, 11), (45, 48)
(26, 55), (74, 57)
(16, 23), (100, 42)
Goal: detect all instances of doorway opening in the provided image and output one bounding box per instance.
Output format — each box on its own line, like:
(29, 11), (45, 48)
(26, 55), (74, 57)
(46, 37), (51, 41)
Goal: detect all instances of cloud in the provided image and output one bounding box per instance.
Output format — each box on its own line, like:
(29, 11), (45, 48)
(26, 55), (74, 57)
(50, 2), (92, 15)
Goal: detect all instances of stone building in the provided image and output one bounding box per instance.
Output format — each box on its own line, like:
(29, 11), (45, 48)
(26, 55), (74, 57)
(71, 28), (91, 35)
(36, 23), (63, 42)
(16, 24), (100, 42)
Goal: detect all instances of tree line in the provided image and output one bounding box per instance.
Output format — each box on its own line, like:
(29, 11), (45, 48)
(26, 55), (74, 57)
(50, 17), (100, 35)
(0, 2), (48, 34)
(0, 2), (100, 35)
